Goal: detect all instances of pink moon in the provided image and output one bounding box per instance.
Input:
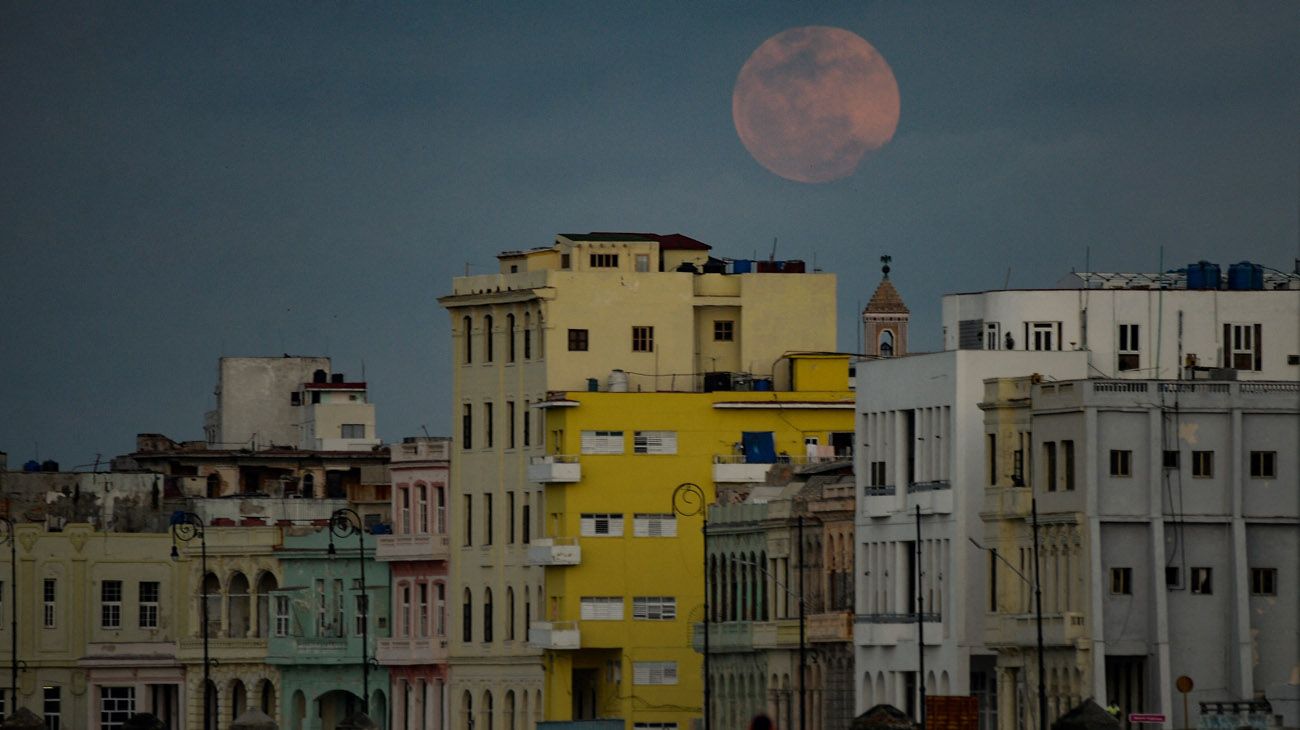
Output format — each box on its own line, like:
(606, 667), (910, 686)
(732, 26), (900, 183)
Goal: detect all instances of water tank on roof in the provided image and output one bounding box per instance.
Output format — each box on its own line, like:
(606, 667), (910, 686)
(676, 262), (698, 273)
(732, 259), (753, 274)
(23, 460), (40, 472)
(331, 373), (345, 383)
(783, 260), (806, 273)
(607, 369), (628, 393)
(1227, 261), (1264, 291)
(703, 372), (732, 392)
(313, 369), (327, 383)
(702, 259), (727, 274)
(1186, 261), (1221, 290)
(41, 459), (59, 472)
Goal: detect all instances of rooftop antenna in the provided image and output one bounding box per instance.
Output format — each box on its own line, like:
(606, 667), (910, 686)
(421, 424), (431, 438)
(360, 359), (366, 382)
(770, 237), (778, 262)
(1003, 267), (1012, 289)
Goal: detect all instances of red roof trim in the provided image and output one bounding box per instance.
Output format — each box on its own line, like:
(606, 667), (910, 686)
(304, 382), (367, 390)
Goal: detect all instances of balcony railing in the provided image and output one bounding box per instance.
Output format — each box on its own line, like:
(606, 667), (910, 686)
(528, 455), (581, 483)
(529, 621), (580, 650)
(375, 532), (451, 561)
(987, 611), (1086, 647)
(906, 481), (953, 514)
(807, 611), (853, 642)
(376, 636), (448, 665)
(854, 612), (943, 646)
(526, 537), (581, 566)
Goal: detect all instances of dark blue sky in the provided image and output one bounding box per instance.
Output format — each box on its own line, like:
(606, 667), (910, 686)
(3, 2), (1298, 466)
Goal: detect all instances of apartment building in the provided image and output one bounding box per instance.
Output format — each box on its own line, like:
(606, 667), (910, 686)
(437, 232), (838, 730)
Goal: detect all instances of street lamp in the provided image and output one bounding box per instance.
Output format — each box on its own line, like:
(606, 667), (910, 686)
(1, 516), (17, 713)
(170, 511), (212, 730)
(327, 508), (372, 721)
(969, 497), (1047, 730)
(671, 483), (709, 730)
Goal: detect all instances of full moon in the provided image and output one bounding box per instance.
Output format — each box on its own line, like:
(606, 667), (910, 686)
(732, 26), (900, 183)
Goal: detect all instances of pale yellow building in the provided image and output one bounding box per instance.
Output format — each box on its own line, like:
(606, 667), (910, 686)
(437, 232), (838, 730)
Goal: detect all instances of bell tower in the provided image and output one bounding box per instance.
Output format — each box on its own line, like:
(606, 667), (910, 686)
(862, 255), (909, 358)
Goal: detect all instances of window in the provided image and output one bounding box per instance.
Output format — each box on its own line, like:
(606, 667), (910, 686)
(568, 329), (589, 351)
(462, 590), (473, 642)
(507, 587), (516, 640)
(986, 434), (997, 485)
(1062, 440), (1075, 491)
(1224, 323), (1262, 371)
(43, 579), (56, 628)
(522, 400), (530, 446)
(1250, 568), (1277, 596)
(1250, 451), (1277, 479)
(333, 579), (345, 636)
(315, 579), (327, 633)
(1117, 324), (1140, 371)
(522, 498), (531, 544)
(508, 492), (516, 544)
(633, 431), (677, 454)
(632, 326), (654, 352)
(632, 662), (678, 685)
(100, 687), (135, 730)
(483, 589), (493, 642)
(463, 496), (473, 546)
(1012, 448), (1025, 485)
(1109, 568), (1132, 595)
(1043, 442), (1057, 492)
(580, 430), (624, 454)
(484, 402), (494, 448)
(561, 253), (571, 269)
(462, 404), (473, 450)
(1109, 450), (1132, 477)
(507, 402), (516, 449)
(590, 253), (618, 268)
(580, 597), (623, 621)
(399, 488), (411, 533)
(1163, 450), (1180, 469)
(1191, 451), (1214, 478)
(484, 315), (494, 362)
(417, 485), (428, 534)
(523, 312), (532, 359)
(462, 316), (473, 364)
(290, 391), (301, 406)
(356, 594), (369, 636)
(101, 581), (122, 629)
(44, 686), (61, 730)
(632, 596), (676, 620)
(484, 494), (493, 545)
(581, 513), (625, 537)
(632, 514), (676, 537)
(870, 461), (887, 487)
(984, 322), (1000, 351)
(436, 487), (447, 534)
(138, 582), (159, 629)
(1190, 567), (1213, 595)
(1027, 322), (1060, 351)
(1165, 566), (1182, 590)
(341, 423), (366, 439)
(436, 583), (447, 636)
(507, 314), (517, 362)
(714, 320), (734, 341)
(274, 596), (290, 637)
(635, 254), (650, 272)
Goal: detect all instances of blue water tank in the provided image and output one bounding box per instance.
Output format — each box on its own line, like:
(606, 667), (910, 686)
(1227, 261), (1264, 291)
(752, 378), (773, 391)
(1187, 261), (1221, 290)
(732, 259), (753, 274)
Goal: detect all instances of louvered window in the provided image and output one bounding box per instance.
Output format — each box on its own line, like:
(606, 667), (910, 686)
(632, 662), (678, 685)
(632, 514), (676, 537)
(632, 596), (676, 620)
(580, 513), (624, 537)
(580, 597), (623, 621)
(581, 431), (624, 454)
(633, 431), (677, 454)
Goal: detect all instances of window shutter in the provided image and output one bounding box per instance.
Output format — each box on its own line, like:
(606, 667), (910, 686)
(634, 431), (677, 454)
(581, 431), (624, 454)
(580, 597), (623, 621)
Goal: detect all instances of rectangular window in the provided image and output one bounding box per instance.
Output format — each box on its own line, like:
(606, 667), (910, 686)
(1109, 450), (1132, 477)
(986, 434), (997, 485)
(1028, 322), (1060, 351)
(870, 461), (887, 487)
(1192, 451), (1214, 478)
(1249, 451), (1277, 479)
(508, 492), (516, 544)
(632, 662), (678, 685)
(568, 329), (589, 351)
(590, 253), (619, 268)
(581, 513), (625, 537)
(43, 579), (56, 628)
(633, 431), (677, 454)
(274, 595), (290, 637)
(507, 402), (516, 449)
(633, 513), (677, 537)
(484, 493), (493, 545)
(1224, 323), (1262, 371)
(632, 326), (654, 352)
(580, 430), (624, 454)
(461, 404), (473, 450)
(985, 322), (1000, 350)
(333, 579), (345, 636)
(462, 592), (472, 643)
(1117, 324), (1140, 371)
(1163, 450), (1180, 469)
(1250, 568), (1277, 596)
(1191, 567), (1213, 595)
(100, 687), (135, 730)
(101, 581), (122, 629)
(1043, 442), (1057, 492)
(561, 253), (571, 269)
(580, 597), (623, 621)
(355, 594), (368, 636)
(418, 583), (429, 638)
(463, 496), (473, 546)
(1012, 448), (1025, 485)
(417, 486), (428, 534)
(1062, 440), (1075, 491)
(436, 583), (447, 636)
(632, 596), (677, 620)
(315, 579), (327, 633)
(1165, 566), (1182, 590)
(44, 686), (61, 730)
(635, 254), (650, 272)
(1109, 567), (1132, 595)
(341, 423), (366, 439)
(524, 327), (532, 359)
(714, 320), (735, 341)
(522, 400), (530, 447)
(484, 402), (494, 448)
(522, 496), (531, 544)
(138, 582), (159, 629)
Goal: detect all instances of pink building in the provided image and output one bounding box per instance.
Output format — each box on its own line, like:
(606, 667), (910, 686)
(376, 436), (453, 729)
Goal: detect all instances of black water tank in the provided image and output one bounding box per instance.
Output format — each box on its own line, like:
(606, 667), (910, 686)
(704, 372), (733, 392)
(331, 373), (344, 383)
(313, 369), (327, 383)
(41, 459), (59, 472)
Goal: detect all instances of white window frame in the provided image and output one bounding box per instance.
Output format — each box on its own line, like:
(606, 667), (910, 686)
(632, 596), (677, 620)
(101, 580), (122, 629)
(632, 661), (678, 685)
(580, 514), (625, 537)
(633, 431), (677, 455)
(274, 595), (290, 637)
(138, 581), (159, 629)
(580, 431), (624, 455)
(44, 685), (61, 730)
(580, 597), (623, 621)
(632, 514), (677, 538)
(43, 579), (56, 629)
(984, 322), (1000, 351)
(100, 686), (136, 730)
(1226, 323), (1261, 371)
(1027, 321), (1060, 351)
(635, 254), (650, 272)
(1117, 323), (1140, 371)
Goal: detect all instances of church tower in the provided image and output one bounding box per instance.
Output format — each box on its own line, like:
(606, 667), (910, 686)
(862, 255), (909, 357)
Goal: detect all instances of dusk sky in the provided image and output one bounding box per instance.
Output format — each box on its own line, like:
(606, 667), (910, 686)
(3, 2), (1298, 466)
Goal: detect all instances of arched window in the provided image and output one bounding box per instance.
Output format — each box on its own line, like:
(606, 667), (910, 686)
(523, 312), (532, 359)
(507, 587), (516, 640)
(505, 690), (516, 730)
(255, 571), (279, 638)
(484, 315), (494, 362)
(462, 588), (473, 643)
(231, 679), (247, 722)
(507, 313), (517, 362)
(483, 587), (494, 642)
(461, 691), (474, 730)
(228, 572), (250, 638)
(482, 690), (494, 730)
(463, 316), (474, 364)
(417, 484), (429, 534)
(879, 329), (894, 357)
(260, 679), (276, 716)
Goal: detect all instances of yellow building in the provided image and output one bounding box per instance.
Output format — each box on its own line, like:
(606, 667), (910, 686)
(530, 357), (855, 730)
(437, 233), (839, 730)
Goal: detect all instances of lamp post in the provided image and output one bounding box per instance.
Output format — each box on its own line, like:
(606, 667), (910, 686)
(671, 483), (709, 730)
(1, 516), (17, 713)
(170, 511), (211, 730)
(969, 496), (1046, 730)
(327, 508), (371, 718)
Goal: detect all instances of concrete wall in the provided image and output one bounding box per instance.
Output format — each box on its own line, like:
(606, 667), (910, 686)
(210, 357), (330, 449)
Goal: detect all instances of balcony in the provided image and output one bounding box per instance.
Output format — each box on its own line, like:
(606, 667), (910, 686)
(906, 481), (953, 514)
(376, 636), (449, 665)
(807, 611), (853, 642)
(178, 637), (267, 663)
(854, 613), (942, 646)
(526, 537), (581, 566)
(375, 532), (451, 562)
(188, 497), (348, 525)
(528, 455), (581, 483)
(862, 485), (897, 517)
(529, 621), (580, 650)
(987, 612), (1087, 648)
(712, 455), (774, 484)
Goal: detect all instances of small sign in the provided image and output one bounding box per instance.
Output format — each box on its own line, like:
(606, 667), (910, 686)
(1129, 714), (1167, 724)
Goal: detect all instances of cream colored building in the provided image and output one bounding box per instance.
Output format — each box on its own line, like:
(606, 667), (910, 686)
(437, 232), (837, 730)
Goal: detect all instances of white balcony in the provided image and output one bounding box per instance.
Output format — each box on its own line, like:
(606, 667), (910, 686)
(529, 621), (580, 650)
(862, 485), (897, 517)
(712, 455), (774, 484)
(526, 537), (581, 566)
(528, 455), (581, 483)
(906, 481), (953, 514)
(854, 613), (942, 646)
(375, 532), (451, 562)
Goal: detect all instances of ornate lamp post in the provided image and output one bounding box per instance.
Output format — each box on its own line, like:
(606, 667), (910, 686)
(327, 508), (371, 718)
(672, 483), (709, 730)
(170, 511), (211, 730)
(1, 516), (17, 713)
